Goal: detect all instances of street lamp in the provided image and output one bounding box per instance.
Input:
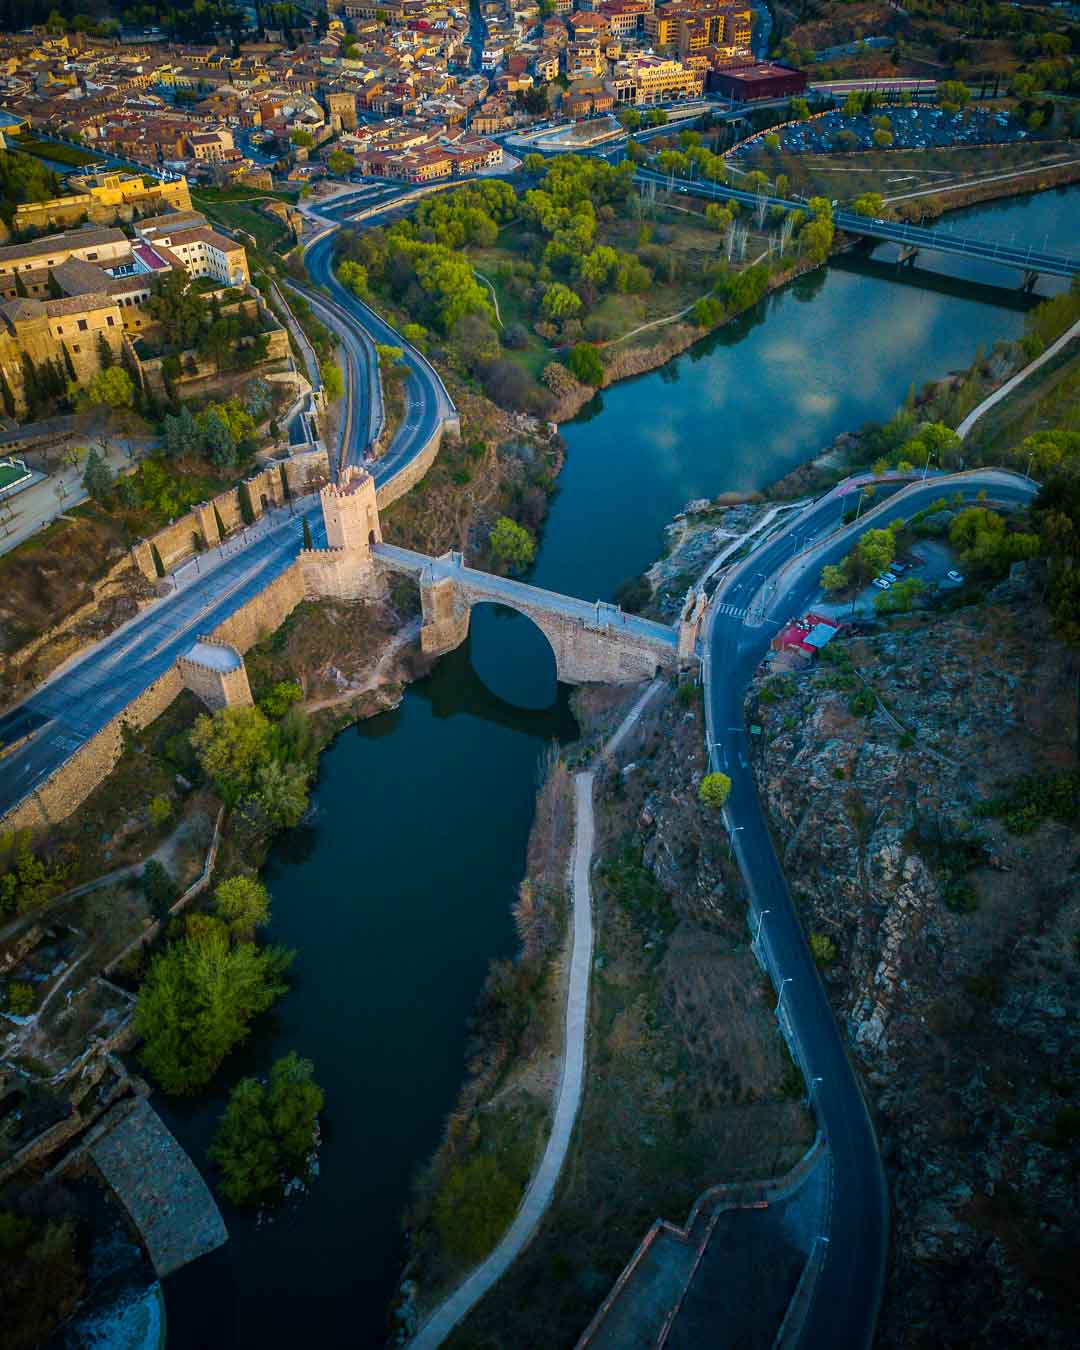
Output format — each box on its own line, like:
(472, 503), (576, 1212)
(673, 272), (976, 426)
(804, 1075), (823, 1107)
(774, 976), (792, 1017)
(728, 824), (744, 860)
(754, 908), (770, 944)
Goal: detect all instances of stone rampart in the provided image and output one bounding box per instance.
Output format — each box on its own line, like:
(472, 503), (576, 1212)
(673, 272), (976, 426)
(178, 640), (253, 711)
(2, 665), (184, 832)
(375, 417), (457, 511)
(205, 561), (307, 654)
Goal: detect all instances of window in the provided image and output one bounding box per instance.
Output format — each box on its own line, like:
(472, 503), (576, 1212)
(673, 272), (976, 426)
(78, 319), (88, 331)
(87, 253), (97, 260)
(73, 344), (80, 353)
(106, 315), (114, 326)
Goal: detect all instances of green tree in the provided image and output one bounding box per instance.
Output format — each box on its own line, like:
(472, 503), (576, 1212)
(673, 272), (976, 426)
(164, 404), (200, 459)
(540, 282), (582, 320)
(79, 366), (134, 411)
(135, 914), (293, 1094)
(302, 517), (313, 550)
(337, 259), (368, 298)
(81, 448), (113, 502)
(215, 875), (271, 939)
(699, 772), (732, 808)
(704, 202), (733, 233)
(850, 527), (895, 582)
(320, 360), (343, 401)
(190, 706), (276, 808)
(253, 759), (310, 828)
(938, 80), (970, 113)
(566, 342), (604, 387)
(810, 932), (836, 964)
(147, 270), (206, 351)
(148, 795), (172, 828)
(789, 97), (811, 120)
(820, 562), (848, 592)
(489, 516), (535, 573)
(327, 149), (354, 176)
(209, 1076), (281, 1205)
(259, 681), (304, 719)
(291, 129), (315, 149)
(141, 858), (178, 919)
(435, 1154), (520, 1261)
(209, 1053), (324, 1206)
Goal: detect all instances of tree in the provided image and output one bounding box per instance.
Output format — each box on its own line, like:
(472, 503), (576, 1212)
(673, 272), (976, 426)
(810, 932), (836, 964)
(291, 129), (315, 149)
(81, 367), (134, 411)
(164, 404), (201, 459)
(489, 516), (535, 573)
(820, 563), (848, 592)
(698, 772), (731, 808)
(141, 858), (178, 919)
(320, 360), (343, 401)
(938, 80), (970, 113)
(852, 193), (884, 218)
(566, 343), (604, 387)
(540, 282), (582, 320)
(253, 759), (310, 828)
(302, 517), (313, 550)
(209, 1053), (323, 1206)
(789, 97), (810, 121)
(148, 795), (172, 828)
(148, 271), (206, 351)
(872, 129), (894, 148)
(190, 706), (276, 807)
(135, 914), (293, 1094)
(0, 831), (68, 916)
(337, 259), (368, 298)
(851, 528), (896, 582)
(81, 448), (113, 503)
(259, 681), (304, 719)
(215, 876), (271, 939)
(327, 149), (354, 176)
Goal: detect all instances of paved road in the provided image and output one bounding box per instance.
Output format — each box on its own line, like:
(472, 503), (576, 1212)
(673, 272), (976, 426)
(703, 467), (1036, 1350)
(409, 679), (665, 1349)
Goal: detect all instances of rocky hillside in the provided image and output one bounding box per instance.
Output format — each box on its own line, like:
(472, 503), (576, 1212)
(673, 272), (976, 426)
(746, 569), (1080, 1349)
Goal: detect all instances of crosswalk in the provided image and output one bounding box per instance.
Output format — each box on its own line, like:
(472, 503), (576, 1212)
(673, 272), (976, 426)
(714, 602), (748, 618)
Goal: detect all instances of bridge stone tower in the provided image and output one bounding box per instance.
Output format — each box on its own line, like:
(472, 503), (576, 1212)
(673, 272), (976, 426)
(299, 466), (387, 601)
(323, 465), (382, 553)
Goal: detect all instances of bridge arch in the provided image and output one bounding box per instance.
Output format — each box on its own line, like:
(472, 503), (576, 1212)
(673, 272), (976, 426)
(467, 601), (559, 709)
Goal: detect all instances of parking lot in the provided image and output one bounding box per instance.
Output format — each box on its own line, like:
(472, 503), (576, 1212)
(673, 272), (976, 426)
(733, 106), (1034, 160)
(811, 537), (968, 621)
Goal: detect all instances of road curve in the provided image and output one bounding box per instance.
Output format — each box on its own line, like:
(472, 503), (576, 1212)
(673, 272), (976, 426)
(704, 467), (1037, 1350)
(408, 678), (664, 1350)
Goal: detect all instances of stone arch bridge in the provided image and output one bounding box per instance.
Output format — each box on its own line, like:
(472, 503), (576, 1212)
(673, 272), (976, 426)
(303, 468), (703, 684)
(374, 544), (694, 684)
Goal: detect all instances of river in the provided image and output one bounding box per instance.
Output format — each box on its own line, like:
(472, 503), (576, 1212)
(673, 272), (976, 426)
(160, 185), (1076, 1349)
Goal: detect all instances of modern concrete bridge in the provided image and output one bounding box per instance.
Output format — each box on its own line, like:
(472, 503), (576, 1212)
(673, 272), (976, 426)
(373, 542), (688, 684)
(634, 168), (1080, 282)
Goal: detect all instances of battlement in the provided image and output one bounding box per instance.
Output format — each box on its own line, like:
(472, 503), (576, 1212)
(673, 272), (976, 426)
(320, 466), (382, 553)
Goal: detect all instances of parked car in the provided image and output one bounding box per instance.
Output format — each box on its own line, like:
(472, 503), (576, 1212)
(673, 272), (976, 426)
(947, 569), (965, 583)
(890, 560), (907, 574)
(873, 577), (891, 589)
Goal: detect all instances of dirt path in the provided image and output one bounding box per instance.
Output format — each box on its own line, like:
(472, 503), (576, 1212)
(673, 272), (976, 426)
(302, 620), (420, 715)
(408, 678), (664, 1350)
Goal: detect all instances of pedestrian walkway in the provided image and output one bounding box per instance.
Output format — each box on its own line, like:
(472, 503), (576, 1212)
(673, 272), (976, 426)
(408, 679), (664, 1349)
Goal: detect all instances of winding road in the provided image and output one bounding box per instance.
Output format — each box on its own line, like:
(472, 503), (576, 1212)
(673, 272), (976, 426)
(703, 467), (1036, 1349)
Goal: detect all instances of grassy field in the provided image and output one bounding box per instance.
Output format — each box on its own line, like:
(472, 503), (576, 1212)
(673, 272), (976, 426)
(739, 140), (1078, 204)
(966, 340), (1080, 461)
(193, 194), (292, 256)
(14, 136), (105, 168)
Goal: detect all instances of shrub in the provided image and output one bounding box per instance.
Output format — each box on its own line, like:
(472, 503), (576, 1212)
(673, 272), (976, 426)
(148, 795), (172, 828)
(566, 342), (604, 387)
(809, 933), (836, 965)
(6, 981), (35, 1016)
(699, 772), (732, 809)
(141, 859), (178, 919)
(434, 1154), (521, 1262)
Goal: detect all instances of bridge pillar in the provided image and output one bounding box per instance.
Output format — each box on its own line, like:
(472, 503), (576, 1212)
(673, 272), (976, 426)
(898, 245), (919, 268)
(419, 569), (469, 657)
(1021, 270), (1039, 294)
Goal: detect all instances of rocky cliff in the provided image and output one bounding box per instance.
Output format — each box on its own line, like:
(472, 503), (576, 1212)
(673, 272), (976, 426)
(746, 570), (1080, 1348)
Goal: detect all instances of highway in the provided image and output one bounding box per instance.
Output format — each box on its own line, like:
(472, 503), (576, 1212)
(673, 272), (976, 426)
(634, 168), (1080, 279)
(703, 467), (1036, 1349)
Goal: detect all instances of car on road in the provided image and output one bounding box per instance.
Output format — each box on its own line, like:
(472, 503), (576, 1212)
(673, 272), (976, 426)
(890, 561), (908, 574)
(872, 577), (891, 589)
(947, 569), (965, 584)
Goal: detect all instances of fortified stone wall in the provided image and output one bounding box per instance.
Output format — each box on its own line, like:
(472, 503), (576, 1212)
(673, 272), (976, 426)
(177, 641), (253, 711)
(300, 548), (387, 602)
(375, 417), (458, 511)
(2, 665), (183, 832)
(204, 562), (306, 654)
(131, 450), (330, 584)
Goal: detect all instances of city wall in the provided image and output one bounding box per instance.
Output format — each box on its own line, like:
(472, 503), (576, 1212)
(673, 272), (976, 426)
(2, 664), (184, 832)
(130, 450), (329, 582)
(375, 416), (457, 511)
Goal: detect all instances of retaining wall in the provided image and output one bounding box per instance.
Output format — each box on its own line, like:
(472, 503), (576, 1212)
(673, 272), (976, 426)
(375, 416), (457, 511)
